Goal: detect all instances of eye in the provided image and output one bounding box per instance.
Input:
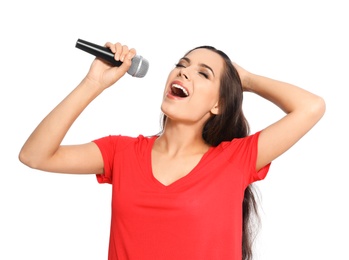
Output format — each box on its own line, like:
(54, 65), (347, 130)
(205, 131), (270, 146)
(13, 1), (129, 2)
(175, 63), (186, 68)
(199, 71), (209, 79)
(175, 62), (210, 79)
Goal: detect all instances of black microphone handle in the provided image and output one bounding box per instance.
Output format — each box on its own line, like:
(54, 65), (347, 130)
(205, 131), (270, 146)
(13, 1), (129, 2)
(75, 39), (123, 67)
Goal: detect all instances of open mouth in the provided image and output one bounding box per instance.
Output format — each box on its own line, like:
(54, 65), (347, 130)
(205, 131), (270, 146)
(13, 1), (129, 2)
(170, 84), (189, 98)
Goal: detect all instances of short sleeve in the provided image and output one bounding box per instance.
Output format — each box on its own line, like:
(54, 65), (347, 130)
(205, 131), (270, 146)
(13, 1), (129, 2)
(92, 135), (145, 184)
(223, 131), (271, 186)
(248, 131), (270, 183)
(243, 131), (271, 184)
(93, 135), (118, 184)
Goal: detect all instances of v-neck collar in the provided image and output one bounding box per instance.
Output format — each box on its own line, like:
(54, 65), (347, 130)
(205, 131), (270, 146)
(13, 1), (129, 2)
(145, 136), (214, 190)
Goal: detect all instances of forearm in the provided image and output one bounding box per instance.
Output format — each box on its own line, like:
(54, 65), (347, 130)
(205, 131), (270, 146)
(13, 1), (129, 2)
(19, 78), (103, 168)
(244, 73), (324, 115)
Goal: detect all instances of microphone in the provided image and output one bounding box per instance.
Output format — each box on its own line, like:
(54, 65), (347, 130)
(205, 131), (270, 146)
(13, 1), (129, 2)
(75, 39), (149, 78)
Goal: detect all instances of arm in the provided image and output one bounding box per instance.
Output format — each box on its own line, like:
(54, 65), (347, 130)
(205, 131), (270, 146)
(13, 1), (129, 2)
(19, 42), (136, 174)
(234, 63), (326, 171)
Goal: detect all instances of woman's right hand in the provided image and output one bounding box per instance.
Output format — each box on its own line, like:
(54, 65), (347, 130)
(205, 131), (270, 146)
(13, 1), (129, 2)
(18, 41), (137, 174)
(85, 42), (137, 90)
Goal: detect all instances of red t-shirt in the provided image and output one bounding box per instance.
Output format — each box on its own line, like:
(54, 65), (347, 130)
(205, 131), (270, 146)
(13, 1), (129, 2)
(93, 132), (270, 260)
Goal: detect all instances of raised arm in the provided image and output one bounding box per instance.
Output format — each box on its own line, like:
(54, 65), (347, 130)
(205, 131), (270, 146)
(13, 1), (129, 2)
(19, 42), (136, 174)
(234, 63), (326, 171)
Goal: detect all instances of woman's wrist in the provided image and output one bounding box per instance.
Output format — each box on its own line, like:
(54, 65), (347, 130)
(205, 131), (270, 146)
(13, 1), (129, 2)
(80, 76), (106, 95)
(241, 72), (254, 92)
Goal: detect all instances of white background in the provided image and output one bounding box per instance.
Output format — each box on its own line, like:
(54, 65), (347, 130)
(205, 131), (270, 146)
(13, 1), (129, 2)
(1, 0), (348, 259)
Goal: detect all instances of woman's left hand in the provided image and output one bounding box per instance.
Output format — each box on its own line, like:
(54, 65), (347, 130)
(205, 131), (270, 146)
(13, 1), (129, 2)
(233, 62), (251, 92)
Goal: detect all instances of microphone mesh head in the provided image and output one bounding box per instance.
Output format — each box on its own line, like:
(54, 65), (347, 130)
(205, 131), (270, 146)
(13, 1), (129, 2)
(127, 55), (149, 78)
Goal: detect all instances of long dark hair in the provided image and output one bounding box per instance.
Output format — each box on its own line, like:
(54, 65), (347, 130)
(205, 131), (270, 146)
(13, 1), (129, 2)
(160, 46), (260, 260)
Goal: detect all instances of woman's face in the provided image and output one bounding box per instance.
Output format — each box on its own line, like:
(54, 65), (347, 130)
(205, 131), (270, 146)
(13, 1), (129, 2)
(161, 48), (224, 125)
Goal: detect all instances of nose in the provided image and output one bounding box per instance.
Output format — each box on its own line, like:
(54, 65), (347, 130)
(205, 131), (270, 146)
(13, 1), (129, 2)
(178, 67), (189, 80)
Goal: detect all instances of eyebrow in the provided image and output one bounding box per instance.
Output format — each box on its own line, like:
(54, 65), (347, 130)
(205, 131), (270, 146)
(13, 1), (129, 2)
(181, 57), (215, 77)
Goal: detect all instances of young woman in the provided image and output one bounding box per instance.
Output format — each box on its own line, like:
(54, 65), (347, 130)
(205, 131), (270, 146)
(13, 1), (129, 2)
(19, 42), (326, 260)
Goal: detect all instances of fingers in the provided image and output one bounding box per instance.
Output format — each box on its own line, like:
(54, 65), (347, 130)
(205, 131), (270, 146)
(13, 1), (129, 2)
(105, 42), (136, 64)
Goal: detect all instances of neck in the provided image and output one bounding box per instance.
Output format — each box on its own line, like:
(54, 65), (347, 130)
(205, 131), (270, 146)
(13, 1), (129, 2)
(155, 120), (210, 156)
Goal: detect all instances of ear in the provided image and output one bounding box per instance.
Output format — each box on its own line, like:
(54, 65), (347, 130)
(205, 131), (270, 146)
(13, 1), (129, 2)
(210, 102), (220, 115)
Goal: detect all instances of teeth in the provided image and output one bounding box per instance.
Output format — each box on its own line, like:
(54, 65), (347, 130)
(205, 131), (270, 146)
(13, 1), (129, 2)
(172, 84), (189, 96)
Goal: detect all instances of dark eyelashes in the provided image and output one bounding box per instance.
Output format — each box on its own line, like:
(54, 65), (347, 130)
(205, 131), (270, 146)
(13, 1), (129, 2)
(199, 72), (209, 78)
(175, 63), (185, 68)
